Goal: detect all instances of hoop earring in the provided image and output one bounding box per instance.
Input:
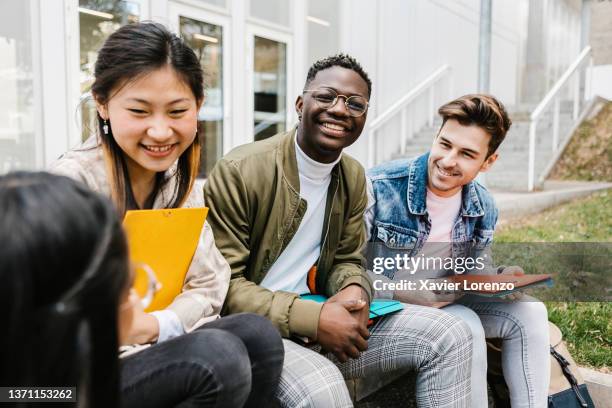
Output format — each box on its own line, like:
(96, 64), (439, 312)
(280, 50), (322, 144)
(103, 119), (109, 135)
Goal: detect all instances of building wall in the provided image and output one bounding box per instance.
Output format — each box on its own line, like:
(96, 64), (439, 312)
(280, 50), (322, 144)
(341, 0), (533, 166)
(590, 0), (612, 65)
(0, 0), (587, 173)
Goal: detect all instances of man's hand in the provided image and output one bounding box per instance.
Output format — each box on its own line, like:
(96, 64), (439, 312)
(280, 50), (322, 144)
(499, 266), (525, 301)
(317, 299), (369, 362)
(328, 284), (370, 329)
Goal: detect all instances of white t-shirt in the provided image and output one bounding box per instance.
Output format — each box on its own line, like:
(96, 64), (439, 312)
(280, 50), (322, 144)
(425, 188), (462, 245)
(260, 137), (340, 294)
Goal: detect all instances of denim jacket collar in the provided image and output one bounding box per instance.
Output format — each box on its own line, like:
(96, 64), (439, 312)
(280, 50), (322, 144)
(407, 153), (484, 218)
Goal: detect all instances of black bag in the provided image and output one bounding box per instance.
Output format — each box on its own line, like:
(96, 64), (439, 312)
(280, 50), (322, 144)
(487, 322), (595, 408)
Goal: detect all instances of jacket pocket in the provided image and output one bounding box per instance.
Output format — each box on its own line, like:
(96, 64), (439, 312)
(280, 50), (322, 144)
(374, 222), (419, 249)
(472, 228), (495, 248)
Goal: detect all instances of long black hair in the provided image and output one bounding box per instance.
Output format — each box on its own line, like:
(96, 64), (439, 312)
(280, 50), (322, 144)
(91, 22), (204, 215)
(0, 172), (129, 407)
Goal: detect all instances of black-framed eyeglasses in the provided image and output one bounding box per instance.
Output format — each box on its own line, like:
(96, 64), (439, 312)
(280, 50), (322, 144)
(303, 88), (370, 117)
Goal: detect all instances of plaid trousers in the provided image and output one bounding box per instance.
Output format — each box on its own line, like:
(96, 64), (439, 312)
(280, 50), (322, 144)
(276, 305), (473, 408)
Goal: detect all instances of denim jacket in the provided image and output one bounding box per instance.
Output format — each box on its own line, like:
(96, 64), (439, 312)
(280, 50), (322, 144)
(364, 153), (498, 278)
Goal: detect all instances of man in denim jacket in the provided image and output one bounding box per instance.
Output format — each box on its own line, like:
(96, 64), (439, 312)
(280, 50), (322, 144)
(365, 95), (550, 407)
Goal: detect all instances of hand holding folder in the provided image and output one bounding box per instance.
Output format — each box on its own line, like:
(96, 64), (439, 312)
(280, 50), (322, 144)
(300, 294), (404, 320)
(123, 207), (208, 312)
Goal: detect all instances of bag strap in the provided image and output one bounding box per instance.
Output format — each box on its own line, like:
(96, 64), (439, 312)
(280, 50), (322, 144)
(550, 346), (589, 407)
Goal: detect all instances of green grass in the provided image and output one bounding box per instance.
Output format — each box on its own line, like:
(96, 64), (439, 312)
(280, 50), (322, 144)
(495, 190), (612, 371)
(496, 190), (612, 242)
(549, 102), (612, 182)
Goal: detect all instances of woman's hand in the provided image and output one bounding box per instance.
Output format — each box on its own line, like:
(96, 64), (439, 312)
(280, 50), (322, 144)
(119, 289), (160, 345)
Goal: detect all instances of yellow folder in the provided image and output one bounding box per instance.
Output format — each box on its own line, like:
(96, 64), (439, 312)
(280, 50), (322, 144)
(123, 207), (208, 312)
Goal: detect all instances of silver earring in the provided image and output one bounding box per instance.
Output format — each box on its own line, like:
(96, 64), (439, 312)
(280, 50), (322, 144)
(103, 119), (109, 135)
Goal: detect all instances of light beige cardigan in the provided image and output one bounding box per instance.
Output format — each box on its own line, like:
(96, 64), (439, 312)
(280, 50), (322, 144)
(50, 136), (230, 334)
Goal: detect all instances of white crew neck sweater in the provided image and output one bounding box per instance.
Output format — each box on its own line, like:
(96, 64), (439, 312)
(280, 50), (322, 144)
(260, 136), (341, 294)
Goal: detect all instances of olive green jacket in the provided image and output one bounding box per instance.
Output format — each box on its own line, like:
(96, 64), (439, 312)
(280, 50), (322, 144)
(203, 128), (373, 339)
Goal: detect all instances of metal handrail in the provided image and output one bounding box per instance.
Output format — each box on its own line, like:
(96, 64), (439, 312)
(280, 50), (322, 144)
(367, 65), (452, 168)
(530, 47), (591, 121)
(527, 46), (592, 191)
(369, 65), (451, 132)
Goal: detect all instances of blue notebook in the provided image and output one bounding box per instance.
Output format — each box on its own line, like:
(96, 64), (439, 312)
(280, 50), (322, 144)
(301, 294), (404, 319)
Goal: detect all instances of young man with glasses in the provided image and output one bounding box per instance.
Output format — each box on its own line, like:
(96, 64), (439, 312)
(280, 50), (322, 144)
(204, 54), (474, 407)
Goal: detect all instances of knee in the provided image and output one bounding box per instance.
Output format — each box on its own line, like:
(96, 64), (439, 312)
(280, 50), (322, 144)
(233, 313), (284, 350)
(226, 313), (285, 374)
(454, 308), (486, 347)
(277, 343), (350, 408)
(183, 329), (252, 392)
(434, 313), (474, 357)
(278, 363), (349, 408)
(514, 301), (549, 343)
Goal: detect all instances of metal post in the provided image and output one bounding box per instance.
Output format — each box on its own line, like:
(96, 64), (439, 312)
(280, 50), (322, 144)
(528, 121), (537, 191)
(428, 86), (434, 127)
(448, 68), (454, 101)
(588, 56), (594, 100)
(400, 108), (407, 155)
(368, 131), (375, 168)
(478, 0), (492, 92)
(408, 105), (414, 140)
(552, 97), (560, 152)
(573, 70), (580, 121)
(581, 0), (591, 51)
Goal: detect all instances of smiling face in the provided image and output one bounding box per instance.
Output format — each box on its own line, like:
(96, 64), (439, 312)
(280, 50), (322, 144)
(427, 119), (498, 197)
(295, 66), (369, 163)
(95, 65), (201, 182)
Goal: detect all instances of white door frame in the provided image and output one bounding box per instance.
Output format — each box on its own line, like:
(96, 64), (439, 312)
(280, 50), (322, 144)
(245, 24), (294, 143)
(168, 1), (232, 156)
(51, 0), (150, 167)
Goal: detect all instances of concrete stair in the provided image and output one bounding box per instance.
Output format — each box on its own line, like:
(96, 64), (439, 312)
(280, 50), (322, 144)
(389, 103), (578, 191)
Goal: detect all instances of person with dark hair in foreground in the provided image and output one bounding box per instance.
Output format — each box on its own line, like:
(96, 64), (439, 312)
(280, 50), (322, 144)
(0, 172), (129, 407)
(204, 54), (474, 407)
(50, 21), (283, 408)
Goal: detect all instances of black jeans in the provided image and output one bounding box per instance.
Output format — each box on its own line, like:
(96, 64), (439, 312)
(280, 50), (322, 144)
(120, 313), (284, 408)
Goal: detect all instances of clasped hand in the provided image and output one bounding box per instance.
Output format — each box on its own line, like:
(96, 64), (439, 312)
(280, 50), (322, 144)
(316, 285), (370, 362)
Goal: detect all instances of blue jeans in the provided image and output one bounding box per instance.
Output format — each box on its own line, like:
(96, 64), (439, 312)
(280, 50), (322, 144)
(444, 296), (550, 408)
(120, 313), (284, 408)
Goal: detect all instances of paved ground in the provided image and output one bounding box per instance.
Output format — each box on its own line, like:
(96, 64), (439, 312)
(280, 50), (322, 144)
(491, 180), (612, 221)
(353, 372), (496, 408)
(354, 372), (418, 408)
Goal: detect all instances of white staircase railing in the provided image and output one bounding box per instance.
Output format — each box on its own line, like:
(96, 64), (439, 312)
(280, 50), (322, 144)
(367, 65), (453, 168)
(527, 46), (593, 191)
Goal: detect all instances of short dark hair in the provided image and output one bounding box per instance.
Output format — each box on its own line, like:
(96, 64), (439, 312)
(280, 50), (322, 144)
(304, 53), (372, 97)
(438, 94), (512, 157)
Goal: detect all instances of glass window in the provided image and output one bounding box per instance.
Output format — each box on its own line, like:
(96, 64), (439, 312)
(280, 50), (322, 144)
(307, 0), (340, 64)
(253, 36), (287, 141)
(201, 0), (226, 8)
(79, 0), (141, 140)
(0, 0), (37, 172)
(179, 16), (224, 177)
(249, 0), (290, 27)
